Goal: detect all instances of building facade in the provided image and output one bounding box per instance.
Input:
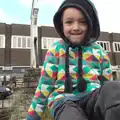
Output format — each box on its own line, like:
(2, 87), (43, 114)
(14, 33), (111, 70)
(0, 23), (120, 75)
(0, 23), (31, 74)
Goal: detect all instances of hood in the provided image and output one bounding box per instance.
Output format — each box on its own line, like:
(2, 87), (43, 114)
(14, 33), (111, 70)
(53, 0), (100, 46)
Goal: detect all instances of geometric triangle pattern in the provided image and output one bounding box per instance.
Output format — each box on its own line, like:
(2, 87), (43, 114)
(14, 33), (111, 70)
(26, 40), (113, 119)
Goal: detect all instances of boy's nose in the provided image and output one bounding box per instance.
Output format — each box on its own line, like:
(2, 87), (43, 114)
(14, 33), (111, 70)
(73, 23), (80, 31)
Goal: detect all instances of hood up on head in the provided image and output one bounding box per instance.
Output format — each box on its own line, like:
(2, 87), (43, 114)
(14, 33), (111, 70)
(53, 0), (100, 47)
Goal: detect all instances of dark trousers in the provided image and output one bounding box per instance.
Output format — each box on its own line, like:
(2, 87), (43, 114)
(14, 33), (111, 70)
(54, 81), (120, 120)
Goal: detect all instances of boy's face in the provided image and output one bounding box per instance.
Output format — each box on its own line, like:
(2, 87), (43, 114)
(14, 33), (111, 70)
(62, 8), (88, 45)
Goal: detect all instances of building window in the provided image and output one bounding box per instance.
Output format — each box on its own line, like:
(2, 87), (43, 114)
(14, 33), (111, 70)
(18, 37), (22, 48)
(11, 35), (31, 49)
(0, 35), (5, 48)
(12, 36), (17, 48)
(27, 37), (31, 48)
(113, 42), (120, 52)
(96, 41), (111, 52)
(41, 37), (61, 49)
(22, 37), (26, 48)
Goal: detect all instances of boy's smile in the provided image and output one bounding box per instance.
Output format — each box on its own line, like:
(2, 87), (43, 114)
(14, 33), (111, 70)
(62, 7), (88, 45)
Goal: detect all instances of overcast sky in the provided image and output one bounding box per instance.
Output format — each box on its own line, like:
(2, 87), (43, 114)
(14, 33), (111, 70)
(0, 0), (120, 33)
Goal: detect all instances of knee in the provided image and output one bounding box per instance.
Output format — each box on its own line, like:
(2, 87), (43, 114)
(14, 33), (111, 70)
(102, 81), (120, 91)
(100, 81), (120, 97)
(96, 81), (120, 110)
(100, 81), (120, 104)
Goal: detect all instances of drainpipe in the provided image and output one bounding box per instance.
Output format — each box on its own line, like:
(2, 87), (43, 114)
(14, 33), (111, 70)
(30, 0), (39, 68)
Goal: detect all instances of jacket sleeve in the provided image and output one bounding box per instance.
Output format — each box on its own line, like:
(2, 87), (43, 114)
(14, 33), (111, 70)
(98, 50), (113, 85)
(26, 45), (58, 120)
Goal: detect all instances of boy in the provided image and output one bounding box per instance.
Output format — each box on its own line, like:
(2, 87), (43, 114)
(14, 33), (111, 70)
(26, 0), (120, 120)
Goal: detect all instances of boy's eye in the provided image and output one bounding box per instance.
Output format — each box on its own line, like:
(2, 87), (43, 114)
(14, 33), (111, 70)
(80, 20), (87, 24)
(65, 20), (73, 24)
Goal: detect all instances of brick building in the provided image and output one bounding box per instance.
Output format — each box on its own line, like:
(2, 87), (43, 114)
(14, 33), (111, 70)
(0, 23), (120, 75)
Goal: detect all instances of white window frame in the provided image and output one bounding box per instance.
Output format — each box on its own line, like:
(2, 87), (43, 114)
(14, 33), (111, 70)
(113, 42), (120, 52)
(11, 35), (31, 49)
(96, 41), (111, 52)
(41, 37), (61, 49)
(0, 34), (5, 48)
(2, 66), (31, 71)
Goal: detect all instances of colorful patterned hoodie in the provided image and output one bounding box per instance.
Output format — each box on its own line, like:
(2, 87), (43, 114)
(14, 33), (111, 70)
(26, 0), (113, 119)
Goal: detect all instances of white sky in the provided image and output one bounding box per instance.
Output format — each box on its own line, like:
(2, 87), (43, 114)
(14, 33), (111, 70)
(91, 0), (120, 33)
